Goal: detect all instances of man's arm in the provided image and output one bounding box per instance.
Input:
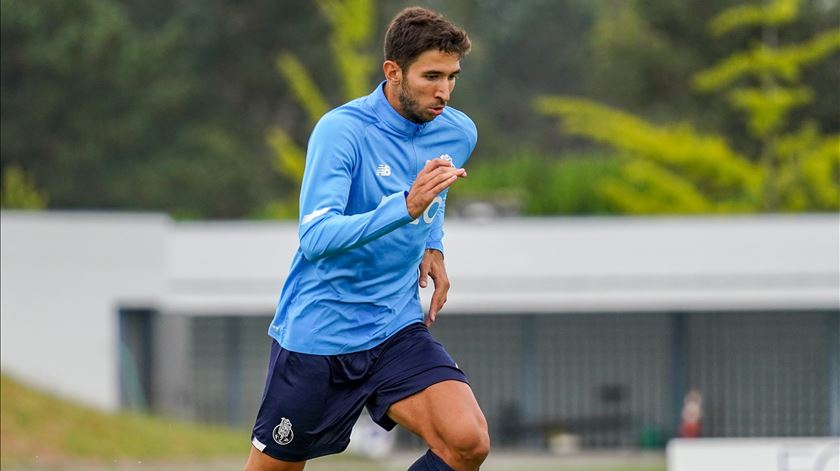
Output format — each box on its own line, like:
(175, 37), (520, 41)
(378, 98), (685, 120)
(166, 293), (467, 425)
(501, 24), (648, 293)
(298, 118), (466, 261)
(297, 117), (413, 261)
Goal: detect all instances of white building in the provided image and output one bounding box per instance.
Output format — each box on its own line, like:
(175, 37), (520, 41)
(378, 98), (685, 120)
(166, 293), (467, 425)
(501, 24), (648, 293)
(2, 211), (838, 446)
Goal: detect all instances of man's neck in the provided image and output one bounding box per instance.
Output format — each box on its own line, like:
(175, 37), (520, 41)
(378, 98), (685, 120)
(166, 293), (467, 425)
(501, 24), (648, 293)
(383, 82), (406, 120)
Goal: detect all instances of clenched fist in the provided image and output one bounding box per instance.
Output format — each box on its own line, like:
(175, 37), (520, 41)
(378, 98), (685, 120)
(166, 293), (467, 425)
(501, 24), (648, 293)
(406, 157), (466, 219)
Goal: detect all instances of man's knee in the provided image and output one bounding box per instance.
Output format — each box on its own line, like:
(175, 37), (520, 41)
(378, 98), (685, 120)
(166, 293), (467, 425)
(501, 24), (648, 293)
(439, 423), (490, 466)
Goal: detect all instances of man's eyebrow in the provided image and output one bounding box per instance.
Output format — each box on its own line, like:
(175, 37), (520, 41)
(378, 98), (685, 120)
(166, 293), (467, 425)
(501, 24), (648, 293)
(423, 69), (461, 75)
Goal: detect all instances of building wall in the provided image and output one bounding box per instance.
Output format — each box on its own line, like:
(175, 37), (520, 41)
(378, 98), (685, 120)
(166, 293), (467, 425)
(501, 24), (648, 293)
(166, 311), (839, 446)
(437, 313), (674, 447)
(0, 211), (168, 411)
(3, 210), (837, 436)
(686, 311), (835, 437)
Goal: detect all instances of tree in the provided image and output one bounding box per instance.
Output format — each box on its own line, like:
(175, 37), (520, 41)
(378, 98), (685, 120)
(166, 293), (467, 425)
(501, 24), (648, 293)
(693, 0), (840, 210)
(536, 0), (839, 214)
(262, 0), (377, 218)
(1, 0), (304, 218)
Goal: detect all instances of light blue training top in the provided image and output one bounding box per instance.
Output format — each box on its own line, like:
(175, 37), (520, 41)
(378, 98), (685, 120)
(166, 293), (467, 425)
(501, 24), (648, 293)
(268, 82), (478, 355)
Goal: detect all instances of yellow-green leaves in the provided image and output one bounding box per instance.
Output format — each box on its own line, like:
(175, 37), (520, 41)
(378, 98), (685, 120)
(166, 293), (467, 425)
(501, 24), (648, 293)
(267, 0), (376, 216)
(599, 160), (717, 214)
(318, 0), (376, 101)
(709, 0), (800, 37)
(274, 53), (330, 127)
(728, 86), (812, 137)
(693, 29), (840, 91)
(267, 128), (306, 182)
(773, 126), (840, 209)
(535, 96), (763, 214)
(535, 97), (760, 190)
(1, 165), (48, 210)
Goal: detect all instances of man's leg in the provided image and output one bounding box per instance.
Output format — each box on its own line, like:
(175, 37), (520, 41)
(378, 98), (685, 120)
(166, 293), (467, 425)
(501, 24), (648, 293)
(388, 380), (490, 471)
(244, 445), (306, 471)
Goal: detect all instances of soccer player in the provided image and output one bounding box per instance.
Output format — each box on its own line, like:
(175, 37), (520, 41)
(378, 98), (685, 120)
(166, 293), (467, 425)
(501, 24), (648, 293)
(245, 7), (489, 471)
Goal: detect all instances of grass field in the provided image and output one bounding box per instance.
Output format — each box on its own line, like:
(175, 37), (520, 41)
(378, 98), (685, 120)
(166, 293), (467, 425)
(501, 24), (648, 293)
(3, 455), (666, 471)
(1, 374), (665, 471)
(1, 374), (246, 468)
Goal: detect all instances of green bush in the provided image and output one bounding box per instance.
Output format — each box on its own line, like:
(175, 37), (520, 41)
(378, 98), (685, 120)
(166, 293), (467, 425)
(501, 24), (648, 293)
(452, 152), (622, 216)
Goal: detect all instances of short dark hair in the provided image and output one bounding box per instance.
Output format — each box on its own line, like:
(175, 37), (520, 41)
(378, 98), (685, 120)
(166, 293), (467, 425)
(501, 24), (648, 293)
(384, 7), (471, 71)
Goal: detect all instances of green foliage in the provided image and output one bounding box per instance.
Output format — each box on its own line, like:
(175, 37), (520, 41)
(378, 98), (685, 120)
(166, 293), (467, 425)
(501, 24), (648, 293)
(693, 20), (840, 142)
(536, 0), (839, 214)
(588, 1), (685, 112)
(318, 0), (377, 101)
(709, 0), (800, 37)
(453, 152), (622, 215)
(695, 0), (840, 210)
(535, 97), (762, 213)
(727, 86), (812, 136)
(275, 53), (331, 127)
(0, 165), (47, 209)
(1, 0), (279, 218)
(2, 0), (835, 218)
(599, 160), (717, 214)
(693, 29), (840, 91)
(0, 374), (244, 466)
(267, 0), (376, 207)
(267, 127), (307, 183)
(771, 125), (840, 210)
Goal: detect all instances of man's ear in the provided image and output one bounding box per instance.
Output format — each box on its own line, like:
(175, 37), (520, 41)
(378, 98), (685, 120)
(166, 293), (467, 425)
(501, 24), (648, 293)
(383, 60), (402, 84)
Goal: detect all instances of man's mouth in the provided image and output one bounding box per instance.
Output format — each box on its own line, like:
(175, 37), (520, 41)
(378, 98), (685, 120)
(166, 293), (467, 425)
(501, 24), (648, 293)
(429, 106), (445, 116)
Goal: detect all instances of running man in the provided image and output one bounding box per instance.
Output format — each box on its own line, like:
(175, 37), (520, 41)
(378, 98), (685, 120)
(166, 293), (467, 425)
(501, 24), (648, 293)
(246, 7), (489, 471)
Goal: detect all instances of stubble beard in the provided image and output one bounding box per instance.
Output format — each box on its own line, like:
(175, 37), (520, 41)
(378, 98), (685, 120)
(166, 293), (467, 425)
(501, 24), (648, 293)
(398, 81), (432, 124)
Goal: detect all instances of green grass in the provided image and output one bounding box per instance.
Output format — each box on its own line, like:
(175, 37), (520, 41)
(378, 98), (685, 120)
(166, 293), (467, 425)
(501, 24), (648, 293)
(1, 457), (665, 471)
(0, 374), (248, 467)
(1, 374), (665, 471)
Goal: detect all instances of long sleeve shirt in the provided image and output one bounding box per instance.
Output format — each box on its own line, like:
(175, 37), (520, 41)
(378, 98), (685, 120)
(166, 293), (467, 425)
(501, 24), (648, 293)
(268, 82), (477, 354)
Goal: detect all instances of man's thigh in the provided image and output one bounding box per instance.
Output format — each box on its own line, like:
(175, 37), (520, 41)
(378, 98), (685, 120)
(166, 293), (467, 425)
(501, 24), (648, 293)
(364, 324), (469, 430)
(386, 379), (487, 449)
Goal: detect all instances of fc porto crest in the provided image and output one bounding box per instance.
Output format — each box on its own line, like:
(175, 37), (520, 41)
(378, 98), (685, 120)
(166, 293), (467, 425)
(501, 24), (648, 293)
(272, 417), (294, 445)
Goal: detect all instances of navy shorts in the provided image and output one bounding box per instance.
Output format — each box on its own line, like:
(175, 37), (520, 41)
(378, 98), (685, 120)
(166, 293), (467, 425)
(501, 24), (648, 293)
(250, 322), (468, 462)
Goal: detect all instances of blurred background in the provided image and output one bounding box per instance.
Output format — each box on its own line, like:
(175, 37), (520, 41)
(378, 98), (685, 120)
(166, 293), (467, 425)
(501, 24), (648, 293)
(1, 0), (839, 470)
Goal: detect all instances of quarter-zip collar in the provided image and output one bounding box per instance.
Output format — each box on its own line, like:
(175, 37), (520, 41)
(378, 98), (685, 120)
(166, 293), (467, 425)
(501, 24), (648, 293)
(370, 81), (429, 136)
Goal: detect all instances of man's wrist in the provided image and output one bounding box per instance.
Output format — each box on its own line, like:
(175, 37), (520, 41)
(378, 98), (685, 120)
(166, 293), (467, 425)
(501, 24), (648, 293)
(405, 193), (421, 219)
(425, 246), (444, 257)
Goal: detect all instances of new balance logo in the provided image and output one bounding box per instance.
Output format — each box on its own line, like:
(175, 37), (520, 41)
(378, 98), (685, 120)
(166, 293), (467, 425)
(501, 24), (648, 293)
(375, 164), (391, 177)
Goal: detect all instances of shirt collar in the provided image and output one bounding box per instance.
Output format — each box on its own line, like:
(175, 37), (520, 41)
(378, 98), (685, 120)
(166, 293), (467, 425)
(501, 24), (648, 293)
(370, 81), (429, 136)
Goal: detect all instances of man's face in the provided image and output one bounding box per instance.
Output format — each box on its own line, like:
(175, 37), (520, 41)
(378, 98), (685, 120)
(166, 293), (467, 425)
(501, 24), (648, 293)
(396, 50), (461, 123)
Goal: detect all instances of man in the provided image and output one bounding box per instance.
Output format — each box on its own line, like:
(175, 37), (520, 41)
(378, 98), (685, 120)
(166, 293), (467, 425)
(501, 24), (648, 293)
(246, 7), (489, 471)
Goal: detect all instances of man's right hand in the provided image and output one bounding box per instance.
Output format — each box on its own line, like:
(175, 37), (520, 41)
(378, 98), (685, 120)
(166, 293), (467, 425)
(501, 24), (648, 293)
(406, 158), (467, 219)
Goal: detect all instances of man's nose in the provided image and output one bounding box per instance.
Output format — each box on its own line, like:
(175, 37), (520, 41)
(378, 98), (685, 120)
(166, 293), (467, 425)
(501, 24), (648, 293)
(435, 84), (450, 103)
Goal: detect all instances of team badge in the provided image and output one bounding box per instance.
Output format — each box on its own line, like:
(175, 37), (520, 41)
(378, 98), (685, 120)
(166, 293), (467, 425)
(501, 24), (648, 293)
(272, 417), (294, 445)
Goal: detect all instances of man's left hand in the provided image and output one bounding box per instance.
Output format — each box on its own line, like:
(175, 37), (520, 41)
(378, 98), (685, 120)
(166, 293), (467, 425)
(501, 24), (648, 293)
(419, 248), (449, 327)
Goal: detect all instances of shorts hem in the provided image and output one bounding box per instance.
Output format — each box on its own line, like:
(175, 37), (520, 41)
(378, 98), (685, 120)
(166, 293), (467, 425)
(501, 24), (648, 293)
(255, 438), (350, 462)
